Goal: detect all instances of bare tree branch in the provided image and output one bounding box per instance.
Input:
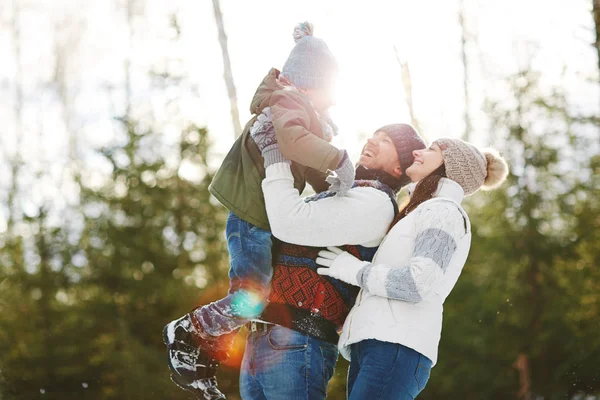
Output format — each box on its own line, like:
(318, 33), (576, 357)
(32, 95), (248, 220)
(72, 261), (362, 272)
(125, 0), (134, 116)
(459, 0), (472, 141)
(393, 46), (423, 137)
(212, 0), (242, 139)
(592, 0), (600, 77)
(7, 0), (24, 235)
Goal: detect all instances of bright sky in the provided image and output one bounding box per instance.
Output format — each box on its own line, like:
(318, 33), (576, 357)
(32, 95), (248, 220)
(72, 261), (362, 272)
(0, 0), (597, 225)
(182, 0), (596, 162)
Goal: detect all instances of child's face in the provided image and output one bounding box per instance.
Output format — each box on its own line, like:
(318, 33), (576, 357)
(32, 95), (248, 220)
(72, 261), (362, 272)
(305, 87), (335, 111)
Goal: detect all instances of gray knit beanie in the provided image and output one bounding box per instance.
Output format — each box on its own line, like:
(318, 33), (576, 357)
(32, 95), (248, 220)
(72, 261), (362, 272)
(433, 138), (509, 196)
(377, 124), (426, 174)
(280, 22), (337, 90)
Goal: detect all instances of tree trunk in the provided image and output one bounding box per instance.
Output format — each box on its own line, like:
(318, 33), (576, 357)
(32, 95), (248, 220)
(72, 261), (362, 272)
(52, 22), (81, 167)
(393, 46), (422, 136)
(459, 0), (472, 141)
(593, 0), (600, 76)
(124, 0), (134, 116)
(514, 94), (544, 400)
(7, 0), (23, 235)
(35, 212), (57, 390)
(592, 0), (600, 115)
(513, 353), (532, 400)
(212, 0), (242, 139)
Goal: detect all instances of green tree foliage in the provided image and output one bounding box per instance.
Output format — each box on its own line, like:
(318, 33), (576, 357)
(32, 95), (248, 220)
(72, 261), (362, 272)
(0, 208), (81, 399)
(0, 120), (239, 399)
(421, 71), (599, 400)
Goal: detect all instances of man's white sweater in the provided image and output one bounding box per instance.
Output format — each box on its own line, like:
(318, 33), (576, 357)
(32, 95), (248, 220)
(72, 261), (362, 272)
(262, 163), (396, 247)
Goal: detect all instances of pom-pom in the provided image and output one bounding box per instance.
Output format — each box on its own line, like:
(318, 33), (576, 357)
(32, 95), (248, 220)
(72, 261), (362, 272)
(482, 149), (509, 190)
(293, 22), (314, 43)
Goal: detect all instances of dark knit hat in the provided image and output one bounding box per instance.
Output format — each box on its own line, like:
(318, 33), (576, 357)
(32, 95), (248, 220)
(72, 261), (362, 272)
(354, 124), (426, 193)
(377, 124), (426, 173)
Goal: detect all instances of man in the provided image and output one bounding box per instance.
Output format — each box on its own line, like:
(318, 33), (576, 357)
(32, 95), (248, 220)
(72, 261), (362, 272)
(238, 124), (426, 399)
(168, 123), (424, 399)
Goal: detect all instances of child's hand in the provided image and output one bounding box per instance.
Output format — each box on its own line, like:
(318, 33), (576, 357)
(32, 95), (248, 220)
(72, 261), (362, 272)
(326, 150), (354, 196)
(250, 107), (277, 152)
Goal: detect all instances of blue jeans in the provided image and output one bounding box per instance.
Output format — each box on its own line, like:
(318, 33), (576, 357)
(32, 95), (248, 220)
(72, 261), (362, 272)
(347, 340), (432, 400)
(240, 325), (338, 400)
(193, 212), (272, 336)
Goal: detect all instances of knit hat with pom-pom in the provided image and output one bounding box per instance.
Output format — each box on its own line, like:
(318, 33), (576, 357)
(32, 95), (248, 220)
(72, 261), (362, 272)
(281, 22), (338, 90)
(377, 124), (426, 174)
(433, 138), (509, 196)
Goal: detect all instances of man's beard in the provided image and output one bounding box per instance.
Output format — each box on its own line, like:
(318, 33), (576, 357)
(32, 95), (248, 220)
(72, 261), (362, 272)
(354, 165), (411, 194)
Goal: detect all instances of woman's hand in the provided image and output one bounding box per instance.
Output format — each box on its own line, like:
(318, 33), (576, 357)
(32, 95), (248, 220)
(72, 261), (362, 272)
(316, 246), (367, 286)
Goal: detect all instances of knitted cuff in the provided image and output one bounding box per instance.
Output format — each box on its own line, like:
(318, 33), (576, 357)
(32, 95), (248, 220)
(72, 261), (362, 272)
(337, 149), (348, 168)
(263, 144), (291, 168)
(334, 150), (355, 196)
(355, 263), (373, 290)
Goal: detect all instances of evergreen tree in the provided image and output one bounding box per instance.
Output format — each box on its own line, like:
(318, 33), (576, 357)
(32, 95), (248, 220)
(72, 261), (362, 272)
(421, 70), (599, 400)
(0, 121), (235, 399)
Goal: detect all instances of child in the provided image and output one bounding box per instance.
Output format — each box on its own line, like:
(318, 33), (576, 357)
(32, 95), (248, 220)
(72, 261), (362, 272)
(162, 22), (354, 399)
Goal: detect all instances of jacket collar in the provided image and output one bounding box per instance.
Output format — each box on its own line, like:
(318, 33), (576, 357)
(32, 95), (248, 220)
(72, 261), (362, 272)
(406, 178), (465, 204)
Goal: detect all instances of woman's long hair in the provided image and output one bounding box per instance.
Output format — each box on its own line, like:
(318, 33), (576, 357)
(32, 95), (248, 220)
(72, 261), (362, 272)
(388, 164), (447, 232)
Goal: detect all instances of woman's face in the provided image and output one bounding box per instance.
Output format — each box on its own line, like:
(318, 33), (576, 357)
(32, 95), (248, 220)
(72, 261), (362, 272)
(406, 143), (444, 182)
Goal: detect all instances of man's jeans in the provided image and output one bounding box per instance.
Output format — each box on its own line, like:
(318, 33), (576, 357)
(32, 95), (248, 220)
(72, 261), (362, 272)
(193, 212), (272, 336)
(240, 324), (338, 400)
(347, 340), (432, 400)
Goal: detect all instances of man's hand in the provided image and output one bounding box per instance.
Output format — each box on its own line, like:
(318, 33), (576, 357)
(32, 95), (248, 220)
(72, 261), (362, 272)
(326, 150), (354, 196)
(316, 246), (366, 286)
(262, 144), (290, 168)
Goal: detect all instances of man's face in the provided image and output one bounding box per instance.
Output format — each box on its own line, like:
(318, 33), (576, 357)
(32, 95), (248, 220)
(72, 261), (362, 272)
(357, 131), (403, 178)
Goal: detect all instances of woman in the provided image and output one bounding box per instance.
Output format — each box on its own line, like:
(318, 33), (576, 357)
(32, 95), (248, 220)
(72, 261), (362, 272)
(315, 138), (508, 399)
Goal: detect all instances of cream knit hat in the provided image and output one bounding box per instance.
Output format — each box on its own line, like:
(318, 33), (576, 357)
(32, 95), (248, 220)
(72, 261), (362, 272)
(433, 138), (509, 196)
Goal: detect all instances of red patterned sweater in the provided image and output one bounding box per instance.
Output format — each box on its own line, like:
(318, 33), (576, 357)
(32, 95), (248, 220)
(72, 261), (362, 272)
(260, 181), (398, 344)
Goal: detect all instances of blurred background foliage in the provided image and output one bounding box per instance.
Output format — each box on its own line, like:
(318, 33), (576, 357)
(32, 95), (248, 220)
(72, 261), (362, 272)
(0, 0), (598, 399)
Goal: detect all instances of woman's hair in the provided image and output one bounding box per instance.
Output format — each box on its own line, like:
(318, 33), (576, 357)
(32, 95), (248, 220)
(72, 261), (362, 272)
(388, 164), (447, 232)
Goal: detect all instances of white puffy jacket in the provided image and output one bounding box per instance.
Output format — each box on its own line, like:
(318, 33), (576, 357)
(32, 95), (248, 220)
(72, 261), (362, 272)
(338, 178), (471, 365)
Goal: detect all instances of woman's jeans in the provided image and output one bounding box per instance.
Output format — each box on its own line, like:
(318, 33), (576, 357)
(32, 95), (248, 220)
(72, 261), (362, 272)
(240, 324), (338, 400)
(193, 212), (273, 336)
(348, 340), (432, 400)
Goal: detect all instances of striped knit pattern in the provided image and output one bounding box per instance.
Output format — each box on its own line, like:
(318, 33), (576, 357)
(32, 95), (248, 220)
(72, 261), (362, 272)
(305, 180), (399, 216)
(356, 199), (467, 302)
